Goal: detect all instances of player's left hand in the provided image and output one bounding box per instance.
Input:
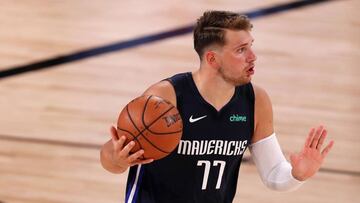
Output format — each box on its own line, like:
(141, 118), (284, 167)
(290, 125), (334, 181)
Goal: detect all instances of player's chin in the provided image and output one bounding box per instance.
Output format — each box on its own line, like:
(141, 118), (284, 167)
(232, 77), (251, 86)
(244, 72), (253, 80)
(244, 77), (252, 84)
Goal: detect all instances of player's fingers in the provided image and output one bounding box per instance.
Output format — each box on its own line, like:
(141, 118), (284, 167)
(110, 126), (119, 141)
(120, 141), (135, 156)
(321, 140), (334, 158)
(304, 128), (315, 148)
(310, 125), (324, 149)
(110, 127), (127, 151)
(110, 126), (121, 151)
(316, 129), (327, 150)
(127, 149), (144, 163)
(114, 135), (127, 153)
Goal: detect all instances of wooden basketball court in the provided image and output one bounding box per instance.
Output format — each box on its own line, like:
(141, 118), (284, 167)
(0, 0), (359, 202)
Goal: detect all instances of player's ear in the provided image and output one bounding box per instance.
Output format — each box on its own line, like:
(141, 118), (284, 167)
(204, 50), (221, 69)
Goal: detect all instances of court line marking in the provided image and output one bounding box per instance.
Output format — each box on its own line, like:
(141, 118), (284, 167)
(1, 0), (352, 179)
(0, 134), (99, 149)
(0, 0), (334, 79)
(0, 133), (359, 177)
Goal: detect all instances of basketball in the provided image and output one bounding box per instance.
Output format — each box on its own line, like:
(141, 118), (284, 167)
(116, 95), (183, 160)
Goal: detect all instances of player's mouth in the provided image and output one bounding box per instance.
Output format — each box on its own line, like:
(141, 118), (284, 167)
(246, 65), (255, 75)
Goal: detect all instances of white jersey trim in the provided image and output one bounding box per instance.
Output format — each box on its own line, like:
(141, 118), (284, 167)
(127, 164), (142, 203)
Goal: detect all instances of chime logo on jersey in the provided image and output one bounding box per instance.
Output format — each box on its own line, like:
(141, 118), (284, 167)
(229, 114), (246, 122)
(177, 139), (248, 156)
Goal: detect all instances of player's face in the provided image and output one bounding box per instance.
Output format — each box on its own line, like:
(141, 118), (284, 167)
(217, 30), (257, 86)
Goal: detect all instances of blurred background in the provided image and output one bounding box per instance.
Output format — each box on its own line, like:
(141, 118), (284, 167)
(0, 0), (359, 202)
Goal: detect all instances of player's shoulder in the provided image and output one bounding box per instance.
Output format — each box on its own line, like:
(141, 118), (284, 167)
(252, 83), (271, 105)
(251, 83), (273, 120)
(251, 84), (274, 142)
(142, 80), (177, 106)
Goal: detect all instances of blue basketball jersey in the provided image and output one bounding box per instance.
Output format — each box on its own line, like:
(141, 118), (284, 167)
(125, 72), (254, 203)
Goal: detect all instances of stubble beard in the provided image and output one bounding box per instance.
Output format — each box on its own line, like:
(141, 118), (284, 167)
(218, 66), (250, 86)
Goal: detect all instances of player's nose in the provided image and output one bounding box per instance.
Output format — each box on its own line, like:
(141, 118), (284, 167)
(247, 48), (257, 62)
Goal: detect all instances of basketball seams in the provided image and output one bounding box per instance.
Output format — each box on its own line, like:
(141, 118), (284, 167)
(125, 104), (151, 153)
(142, 106), (175, 128)
(141, 95), (153, 130)
(146, 129), (182, 135)
(117, 126), (144, 152)
(142, 95), (182, 135)
(141, 103), (176, 133)
(142, 95), (177, 130)
(125, 104), (143, 135)
(126, 100), (172, 154)
(117, 104), (144, 151)
(118, 95), (183, 160)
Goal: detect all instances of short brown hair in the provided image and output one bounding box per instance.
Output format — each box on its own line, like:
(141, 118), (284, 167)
(193, 11), (252, 59)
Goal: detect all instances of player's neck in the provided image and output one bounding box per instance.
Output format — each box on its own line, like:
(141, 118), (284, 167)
(192, 68), (235, 111)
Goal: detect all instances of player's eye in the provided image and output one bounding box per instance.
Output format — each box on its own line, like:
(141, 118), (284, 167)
(237, 47), (246, 53)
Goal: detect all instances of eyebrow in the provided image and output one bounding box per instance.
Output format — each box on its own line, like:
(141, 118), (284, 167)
(233, 39), (254, 49)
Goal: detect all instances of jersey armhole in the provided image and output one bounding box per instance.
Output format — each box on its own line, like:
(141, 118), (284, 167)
(161, 78), (180, 108)
(247, 82), (255, 145)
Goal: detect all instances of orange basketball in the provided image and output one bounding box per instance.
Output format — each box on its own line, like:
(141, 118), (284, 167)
(116, 95), (183, 160)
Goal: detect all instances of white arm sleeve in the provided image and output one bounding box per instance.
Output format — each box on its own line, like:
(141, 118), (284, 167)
(249, 133), (304, 191)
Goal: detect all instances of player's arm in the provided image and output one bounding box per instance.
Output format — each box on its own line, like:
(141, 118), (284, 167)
(100, 80), (176, 174)
(251, 85), (274, 144)
(142, 79), (177, 106)
(249, 85), (301, 191)
(249, 85), (334, 191)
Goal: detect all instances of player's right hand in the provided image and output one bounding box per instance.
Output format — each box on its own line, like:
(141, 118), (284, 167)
(109, 126), (154, 171)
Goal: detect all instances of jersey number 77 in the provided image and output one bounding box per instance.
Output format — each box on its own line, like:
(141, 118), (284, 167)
(197, 160), (226, 190)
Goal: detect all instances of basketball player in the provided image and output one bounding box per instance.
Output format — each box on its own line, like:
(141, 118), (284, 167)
(100, 11), (334, 203)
